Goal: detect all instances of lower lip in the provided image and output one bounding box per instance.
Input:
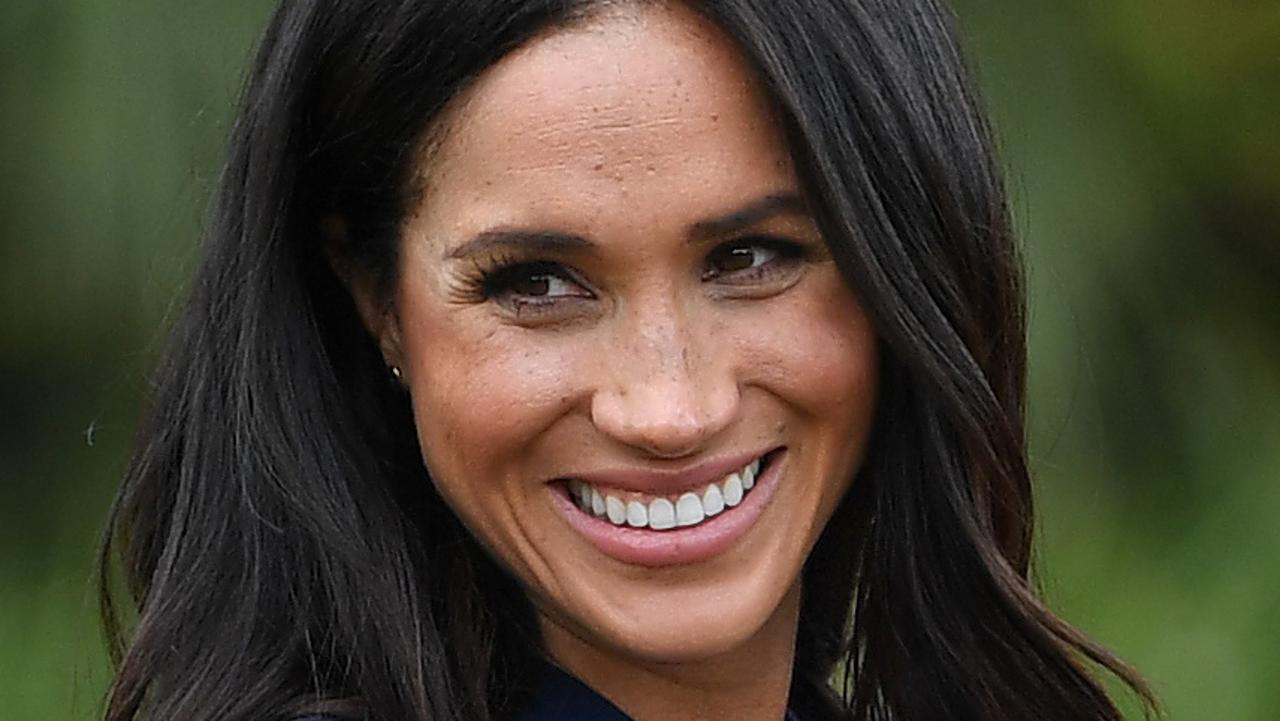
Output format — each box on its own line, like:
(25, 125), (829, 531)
(549, 449), (787, 567)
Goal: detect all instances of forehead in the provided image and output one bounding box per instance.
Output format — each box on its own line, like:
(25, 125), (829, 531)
(411, 3), (797, 244)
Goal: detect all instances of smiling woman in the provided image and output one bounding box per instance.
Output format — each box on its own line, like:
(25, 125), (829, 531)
(350, 13), (877, 694)
(99, 2), (1152, 721)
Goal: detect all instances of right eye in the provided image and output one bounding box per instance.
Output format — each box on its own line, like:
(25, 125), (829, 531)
(480, 261), (594, 314)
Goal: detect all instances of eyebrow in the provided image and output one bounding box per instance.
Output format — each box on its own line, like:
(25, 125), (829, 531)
(686, 192), (809, 240)
(443, 192), (809, 261)
(445, 229), (594, 261)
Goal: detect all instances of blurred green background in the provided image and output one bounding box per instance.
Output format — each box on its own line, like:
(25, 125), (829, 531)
(1, 1), (1276, 719)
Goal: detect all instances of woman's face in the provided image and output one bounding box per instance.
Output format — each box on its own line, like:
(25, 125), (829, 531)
(371, 4), (878, 665)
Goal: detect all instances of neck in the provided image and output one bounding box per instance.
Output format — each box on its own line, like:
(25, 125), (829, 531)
(540, 584), (801, 721)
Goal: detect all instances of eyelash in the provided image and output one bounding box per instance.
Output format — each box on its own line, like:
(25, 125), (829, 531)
(458, 236), (807, 316)
(455, 253), (590, 314)
(702, 236), (807, 284)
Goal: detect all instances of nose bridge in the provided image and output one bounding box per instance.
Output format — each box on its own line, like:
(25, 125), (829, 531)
(591, 289), (736, 457)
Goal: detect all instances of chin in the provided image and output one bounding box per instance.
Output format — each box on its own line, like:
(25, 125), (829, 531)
(540, 540), (806, 667)
(606, 606), (781, 664)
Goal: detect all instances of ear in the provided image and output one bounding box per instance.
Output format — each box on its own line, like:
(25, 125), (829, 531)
(322, 215), (405, 372)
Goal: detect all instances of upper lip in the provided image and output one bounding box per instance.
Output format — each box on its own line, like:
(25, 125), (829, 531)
(555, 446), (778, 496)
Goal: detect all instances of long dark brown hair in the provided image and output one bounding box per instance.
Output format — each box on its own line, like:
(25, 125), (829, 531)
(99, 1), (1156, 720)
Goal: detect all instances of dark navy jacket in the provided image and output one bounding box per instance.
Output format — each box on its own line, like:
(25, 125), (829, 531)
(509, 662), (631, 721)
(298, 661), (800, 720)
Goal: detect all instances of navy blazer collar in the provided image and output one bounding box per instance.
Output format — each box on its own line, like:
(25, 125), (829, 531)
(511, 662), (631, 721)
(511, 662), (801, 721)
(294, 662), (802, 721)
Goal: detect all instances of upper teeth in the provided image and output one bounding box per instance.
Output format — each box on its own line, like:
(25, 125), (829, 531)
(568, 456), (763, 532)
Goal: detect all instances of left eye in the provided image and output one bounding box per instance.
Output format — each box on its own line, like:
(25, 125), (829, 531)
(506, 269), (582, 298)
(702, 238), (802, 283)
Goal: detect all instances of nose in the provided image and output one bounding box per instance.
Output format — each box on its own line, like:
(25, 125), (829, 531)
(590, 305), (738, 459)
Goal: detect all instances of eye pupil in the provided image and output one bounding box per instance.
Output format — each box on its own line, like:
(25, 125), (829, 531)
(512, 273), (551, 296)
(717, 246), (756, 273)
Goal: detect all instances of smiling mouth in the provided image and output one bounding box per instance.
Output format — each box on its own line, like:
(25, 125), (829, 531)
(562, 450), (779, 532)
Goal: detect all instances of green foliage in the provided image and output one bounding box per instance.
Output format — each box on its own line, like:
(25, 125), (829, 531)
(2, 1), (1274, 718)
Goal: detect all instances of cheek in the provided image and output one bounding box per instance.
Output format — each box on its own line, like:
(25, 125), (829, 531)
(741, 271), (879, 428)
(740, 271), (879, 543)
(397, 301), (579, 517)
